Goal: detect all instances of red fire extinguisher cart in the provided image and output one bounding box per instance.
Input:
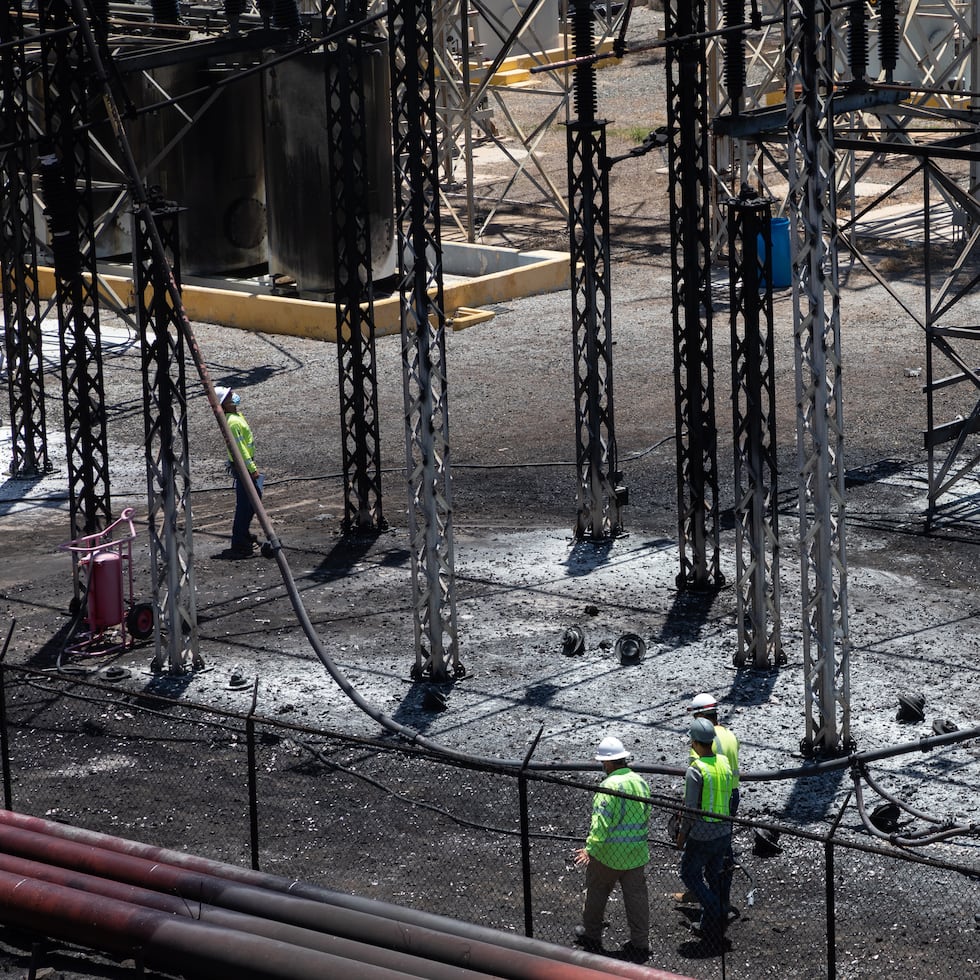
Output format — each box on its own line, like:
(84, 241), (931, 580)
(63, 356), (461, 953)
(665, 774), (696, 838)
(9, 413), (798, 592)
(60, 507), (155, 655)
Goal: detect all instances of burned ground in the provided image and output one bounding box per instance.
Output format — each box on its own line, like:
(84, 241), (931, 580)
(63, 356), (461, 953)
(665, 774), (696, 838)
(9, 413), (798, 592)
(1, 7), (979, 978)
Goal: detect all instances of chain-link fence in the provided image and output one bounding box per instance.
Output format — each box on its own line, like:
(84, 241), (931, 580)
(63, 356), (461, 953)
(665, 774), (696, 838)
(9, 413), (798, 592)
(1, 663), (977, 979)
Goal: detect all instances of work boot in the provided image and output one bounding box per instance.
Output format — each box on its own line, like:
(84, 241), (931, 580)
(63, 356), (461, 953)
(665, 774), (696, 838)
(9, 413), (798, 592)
(691, 919), (727, 953)
(620, 941), (650, 963)
(572, 925), (603, 954)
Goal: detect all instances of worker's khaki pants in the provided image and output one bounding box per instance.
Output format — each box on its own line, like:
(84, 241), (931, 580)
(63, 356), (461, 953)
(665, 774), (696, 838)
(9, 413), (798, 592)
(581, 858), (649, 949)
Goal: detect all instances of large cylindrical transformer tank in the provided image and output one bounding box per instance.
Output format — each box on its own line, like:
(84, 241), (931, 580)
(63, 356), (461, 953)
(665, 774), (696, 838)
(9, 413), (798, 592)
(448, 0), (561, 61)
(136, 61), (267, 275)
(263, 38), (396, 298)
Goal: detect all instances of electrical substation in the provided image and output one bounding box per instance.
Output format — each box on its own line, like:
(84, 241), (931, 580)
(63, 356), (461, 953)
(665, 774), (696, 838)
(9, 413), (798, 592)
(1, 2), (979, 977)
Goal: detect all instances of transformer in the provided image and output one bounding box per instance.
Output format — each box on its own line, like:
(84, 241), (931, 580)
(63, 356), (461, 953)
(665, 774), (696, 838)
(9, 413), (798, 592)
(263, 40), (396, 298)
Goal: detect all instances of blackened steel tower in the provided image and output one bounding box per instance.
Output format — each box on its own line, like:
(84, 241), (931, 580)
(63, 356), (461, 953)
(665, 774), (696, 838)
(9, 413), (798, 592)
(665, 0), (723, 590)
(566, 0), (624, 540)
(1, 2), (50, 478)
(786, 0), (851, 755)
(388, 0), (462, 681)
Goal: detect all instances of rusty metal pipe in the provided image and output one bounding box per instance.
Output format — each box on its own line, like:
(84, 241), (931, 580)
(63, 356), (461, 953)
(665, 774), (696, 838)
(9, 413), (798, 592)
(0, 868), (429, 980)
(0, 811), (685, 979)
(0, 852), (501, 980)
(0, 816), (685, 980)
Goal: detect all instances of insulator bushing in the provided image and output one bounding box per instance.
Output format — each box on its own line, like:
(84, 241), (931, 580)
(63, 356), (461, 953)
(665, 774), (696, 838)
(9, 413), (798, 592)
(848, 0), (868, 81)
(878, 0), (899, 74)
(149, 0), (181, 24)
(570, 0), (597, 122)
(37, 149), (81, 281)
(723, 0), (746, 104)
(272, 0), (302, 35)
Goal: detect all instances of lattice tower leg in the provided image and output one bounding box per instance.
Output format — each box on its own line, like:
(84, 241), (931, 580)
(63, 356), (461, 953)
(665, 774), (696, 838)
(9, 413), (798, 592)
(665, 0), (723, 591)
(133, 204), (202, 675)
(786, 0), (851, 756)
(567, 0), (623, 541)
(38, 0), (112, 559)
(327, 15), (386, 535)
(1, 1), (50, 477)
(727, 194), (783, 670)
(388, 0), (462, 682)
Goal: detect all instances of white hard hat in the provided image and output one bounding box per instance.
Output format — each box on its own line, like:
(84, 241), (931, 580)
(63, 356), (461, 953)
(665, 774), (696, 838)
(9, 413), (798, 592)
(214, 386), (232, 405)
(594, 735), (630, 761)
(689, 693), (718, 713)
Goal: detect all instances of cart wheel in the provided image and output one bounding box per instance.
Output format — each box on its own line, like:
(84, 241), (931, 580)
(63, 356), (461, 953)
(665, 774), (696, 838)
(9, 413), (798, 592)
(126, 602), (155, 641)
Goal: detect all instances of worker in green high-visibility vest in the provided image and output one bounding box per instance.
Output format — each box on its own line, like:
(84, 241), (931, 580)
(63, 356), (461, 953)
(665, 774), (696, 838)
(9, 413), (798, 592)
(573, 735), (652, 963)
(216, 386), (262, 558)
(675, 716), (735, 950)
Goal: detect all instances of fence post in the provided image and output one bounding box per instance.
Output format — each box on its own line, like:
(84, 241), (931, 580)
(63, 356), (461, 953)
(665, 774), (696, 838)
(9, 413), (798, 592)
(0, 621), (16, 810)
(824, 788), (850, 980)
(246, 679), (260, 871)
(519, 726), (545, 937)
(824, 838), (836, 980)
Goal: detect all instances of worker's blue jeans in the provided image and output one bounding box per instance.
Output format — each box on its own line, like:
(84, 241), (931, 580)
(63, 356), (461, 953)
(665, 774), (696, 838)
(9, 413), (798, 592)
(232, 473), (263, 549)
(680, 831), (731, 934)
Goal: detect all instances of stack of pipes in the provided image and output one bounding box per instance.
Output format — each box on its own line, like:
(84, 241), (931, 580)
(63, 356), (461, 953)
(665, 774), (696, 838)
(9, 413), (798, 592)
(0, 810), (689, 980)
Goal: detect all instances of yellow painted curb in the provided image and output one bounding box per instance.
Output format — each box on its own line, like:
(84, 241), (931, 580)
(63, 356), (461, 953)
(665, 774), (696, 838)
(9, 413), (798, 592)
(37, 247), (570, 343)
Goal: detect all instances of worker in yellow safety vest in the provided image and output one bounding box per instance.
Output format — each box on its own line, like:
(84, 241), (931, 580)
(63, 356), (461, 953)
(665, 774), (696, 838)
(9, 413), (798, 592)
(572, 735), (652, 964)
(675, 716), (735, 949)
(216, 386), (263, 558)
(688, 692), (740, 917)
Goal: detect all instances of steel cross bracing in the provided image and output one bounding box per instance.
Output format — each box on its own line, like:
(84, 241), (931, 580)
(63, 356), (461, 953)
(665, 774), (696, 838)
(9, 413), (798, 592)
(665, 0), (723, 591)
(833, 145), (980, 522)
(387, 0), (462, 682)
(919, 160), (980, 521)
(566, 0), (622, 540)
(1, 1), (51, 477)
(132, 204), (203, 675)
(726, 193), (783, 670)
(785, 0), (851, 756)
(432, 0), (573, 241)
(705, 2), (900, 216)
(38, 0), (113, 557)
(326, 10), (386, 536)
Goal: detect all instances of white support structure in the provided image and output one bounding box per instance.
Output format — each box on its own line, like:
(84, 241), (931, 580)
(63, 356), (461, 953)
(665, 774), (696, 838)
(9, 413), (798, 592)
(785, 0), (851, 756)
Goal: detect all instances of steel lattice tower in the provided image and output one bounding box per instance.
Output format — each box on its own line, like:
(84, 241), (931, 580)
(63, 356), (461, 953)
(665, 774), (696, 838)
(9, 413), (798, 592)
(665, 0), (722, 591)
(727, 192), (783, 670)
(327, 8), (386, 536)
(132, 203), (203, 675)
(786, 0), (851, 755)
(1, 1), (50, 478)
(566, 0), (623, 540)
(387, 0), (462, 682)
(38, 0), (112, 556)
